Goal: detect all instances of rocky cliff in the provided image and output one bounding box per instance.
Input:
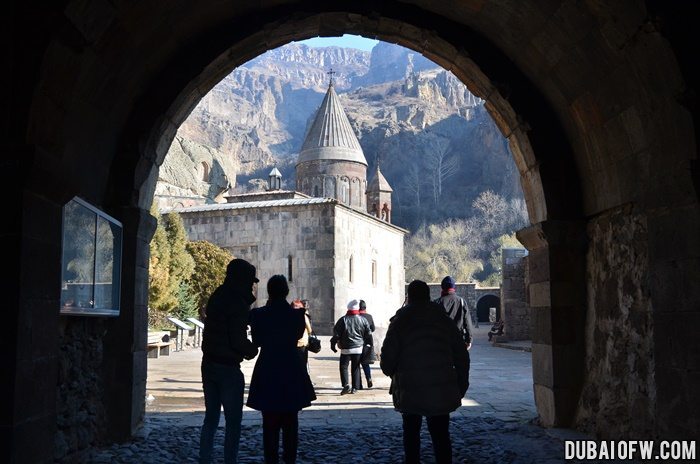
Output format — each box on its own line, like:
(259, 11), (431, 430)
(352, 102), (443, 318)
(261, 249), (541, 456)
(158, 42), (522, 229)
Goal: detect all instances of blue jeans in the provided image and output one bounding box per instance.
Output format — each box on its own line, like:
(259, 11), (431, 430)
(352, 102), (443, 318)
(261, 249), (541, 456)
(199, 359), (245, 464)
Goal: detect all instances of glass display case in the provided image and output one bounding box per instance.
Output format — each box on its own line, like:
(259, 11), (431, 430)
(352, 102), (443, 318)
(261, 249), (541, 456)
(60, 197), (123, 316)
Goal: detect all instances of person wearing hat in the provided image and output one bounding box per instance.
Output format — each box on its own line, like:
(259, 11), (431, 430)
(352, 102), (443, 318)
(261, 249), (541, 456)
(434, 276), (473, 351)
(330, 299), (372, 395)
(358, 299), (376, 389)
(380, 280), (469, 464)
(199, 258), (260, 464)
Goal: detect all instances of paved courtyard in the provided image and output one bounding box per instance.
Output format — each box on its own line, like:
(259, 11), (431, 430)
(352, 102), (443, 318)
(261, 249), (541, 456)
(91, 327), (606, 463)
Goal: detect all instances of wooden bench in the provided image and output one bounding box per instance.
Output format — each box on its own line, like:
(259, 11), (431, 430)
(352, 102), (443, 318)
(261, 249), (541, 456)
(167, 317), (193, 351)
(186, 317), (204, 347)
(147, 331), (171, 358)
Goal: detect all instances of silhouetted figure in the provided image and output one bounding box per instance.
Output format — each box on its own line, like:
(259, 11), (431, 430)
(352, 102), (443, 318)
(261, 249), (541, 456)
(247, 275), (316, 464)
(358, 299), (376, 389)
(330, 299), (372, 394)
(199, 259), (259, 464)
(381, 280), (469, 464)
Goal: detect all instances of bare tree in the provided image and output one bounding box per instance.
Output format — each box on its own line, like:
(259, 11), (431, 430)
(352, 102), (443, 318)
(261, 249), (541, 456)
(427, 136), (460, 205)
(472, 190), (509, 234)
(405, 163), (423, 209)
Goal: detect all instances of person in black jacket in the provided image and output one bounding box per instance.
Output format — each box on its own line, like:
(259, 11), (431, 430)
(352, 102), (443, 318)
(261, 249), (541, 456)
(199, 258), (260, 464)
(381, 280), (469, 464)
(435, 276), (472, 402)
(330, 299), (372, 395)
(434, 276), (474, 350)
(358, 299), (376, 389)
(247, 275), (316, 464)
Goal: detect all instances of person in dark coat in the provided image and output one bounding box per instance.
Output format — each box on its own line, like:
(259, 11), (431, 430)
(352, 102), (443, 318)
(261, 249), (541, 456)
(434, 276), (474, 350)
(199, 258), (260, 464)
(381, 280), (469, 464)
(358, 299), (376, 389)
(247, 275), (316, 464)
(330, 299), (372, 394)
(435, 275), (473, 397)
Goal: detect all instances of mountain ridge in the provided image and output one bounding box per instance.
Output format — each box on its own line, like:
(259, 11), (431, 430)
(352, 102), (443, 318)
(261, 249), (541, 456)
(158, 41), (522, 230)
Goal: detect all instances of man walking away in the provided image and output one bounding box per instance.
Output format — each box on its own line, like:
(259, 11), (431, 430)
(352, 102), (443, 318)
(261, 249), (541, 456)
(435, 276), (472, 395)
(199, 259), (260, 464)
(330, 299), (372, 394)
(381, 280), (469, 464)
(434, 276), (474, 351)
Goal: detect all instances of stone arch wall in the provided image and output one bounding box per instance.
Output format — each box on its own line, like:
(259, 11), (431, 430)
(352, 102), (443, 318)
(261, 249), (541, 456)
(8, 1), (699, 461)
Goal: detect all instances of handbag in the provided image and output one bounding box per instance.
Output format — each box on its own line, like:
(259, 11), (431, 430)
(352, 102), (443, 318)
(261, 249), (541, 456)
(307, 330), (322, 353)
(361, 343), (377, 364)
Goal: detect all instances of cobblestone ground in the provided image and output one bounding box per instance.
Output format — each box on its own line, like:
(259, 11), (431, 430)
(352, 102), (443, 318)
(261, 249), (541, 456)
(90, 328), (629, 463)
(92, 414), (596, 464)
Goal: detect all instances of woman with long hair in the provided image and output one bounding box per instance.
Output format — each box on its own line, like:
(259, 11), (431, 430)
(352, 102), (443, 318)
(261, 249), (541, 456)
(247, 275), (316, 463)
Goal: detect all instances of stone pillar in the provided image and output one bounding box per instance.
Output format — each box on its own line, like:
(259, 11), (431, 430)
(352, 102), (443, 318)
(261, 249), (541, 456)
(500, 249), (529, 341)
(101, 207), (156, 441)
(517, 220), (586, 427)
(4, 191), (63, 463)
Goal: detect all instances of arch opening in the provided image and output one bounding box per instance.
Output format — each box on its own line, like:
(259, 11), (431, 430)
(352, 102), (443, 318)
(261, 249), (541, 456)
(13, 2), (699, 462)
(476, 294), (501, 323)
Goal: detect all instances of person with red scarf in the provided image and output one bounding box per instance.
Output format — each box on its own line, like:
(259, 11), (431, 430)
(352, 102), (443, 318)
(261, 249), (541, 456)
(434, 276), (472, 399)
(330, 299), (372, 395)
(434, 276), (473, 350)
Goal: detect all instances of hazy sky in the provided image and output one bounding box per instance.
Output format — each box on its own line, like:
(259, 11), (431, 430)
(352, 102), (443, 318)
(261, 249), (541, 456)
(297, 34), (380, 51)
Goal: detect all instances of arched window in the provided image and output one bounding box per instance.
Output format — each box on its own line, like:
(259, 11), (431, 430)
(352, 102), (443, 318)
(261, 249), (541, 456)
(201, 162), (210, 182)
(339, 177), (349, 204)
(287, 255), (293, 282)
(314, 185), (320, 197)
(371, 260), (377, 287)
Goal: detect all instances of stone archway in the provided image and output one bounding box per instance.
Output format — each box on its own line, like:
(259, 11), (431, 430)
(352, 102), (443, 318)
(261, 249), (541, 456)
(9, 1), (699, 462)
(476, 294), (501, 323)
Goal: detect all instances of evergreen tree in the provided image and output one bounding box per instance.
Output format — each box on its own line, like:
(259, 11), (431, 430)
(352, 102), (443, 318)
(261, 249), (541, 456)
(163, 212), (195, 287)
(148, 204), (172, 328)
(175, 280), (199, 320)
(186, 240), (233, 316)
(148, 208), (196, 328)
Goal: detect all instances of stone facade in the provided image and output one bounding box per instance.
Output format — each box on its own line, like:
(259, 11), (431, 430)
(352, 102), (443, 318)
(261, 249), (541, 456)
(333, 205), (405, 343)
(576, 206), (655, 438)
(176, 197), (405, 336)
(296, 159), (368, 210)
(55, 319), (107, 463)
(500, 248), (530, 341)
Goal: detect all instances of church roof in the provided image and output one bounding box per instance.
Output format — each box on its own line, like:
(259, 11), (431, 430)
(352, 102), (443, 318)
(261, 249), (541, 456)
(297, 83), (367, 166)
(367, 167), (393, 192)
(168, 197), (336, 213)
(165, 195), (408, 234)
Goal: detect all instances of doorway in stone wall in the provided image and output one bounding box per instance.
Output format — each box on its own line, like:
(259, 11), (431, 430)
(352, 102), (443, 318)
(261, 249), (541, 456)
(477, 294), (501, 323)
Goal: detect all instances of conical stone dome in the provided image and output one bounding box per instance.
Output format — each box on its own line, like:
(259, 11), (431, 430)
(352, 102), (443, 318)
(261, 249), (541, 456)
(296, 80), (368, 210)
(297, 84), (367, 166)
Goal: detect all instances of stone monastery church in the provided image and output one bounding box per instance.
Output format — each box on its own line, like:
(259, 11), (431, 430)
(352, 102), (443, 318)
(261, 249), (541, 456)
(171, 80), (406, 336)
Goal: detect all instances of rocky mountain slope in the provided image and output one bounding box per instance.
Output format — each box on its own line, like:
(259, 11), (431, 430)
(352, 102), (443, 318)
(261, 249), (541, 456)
(158, 41), (522, 230)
